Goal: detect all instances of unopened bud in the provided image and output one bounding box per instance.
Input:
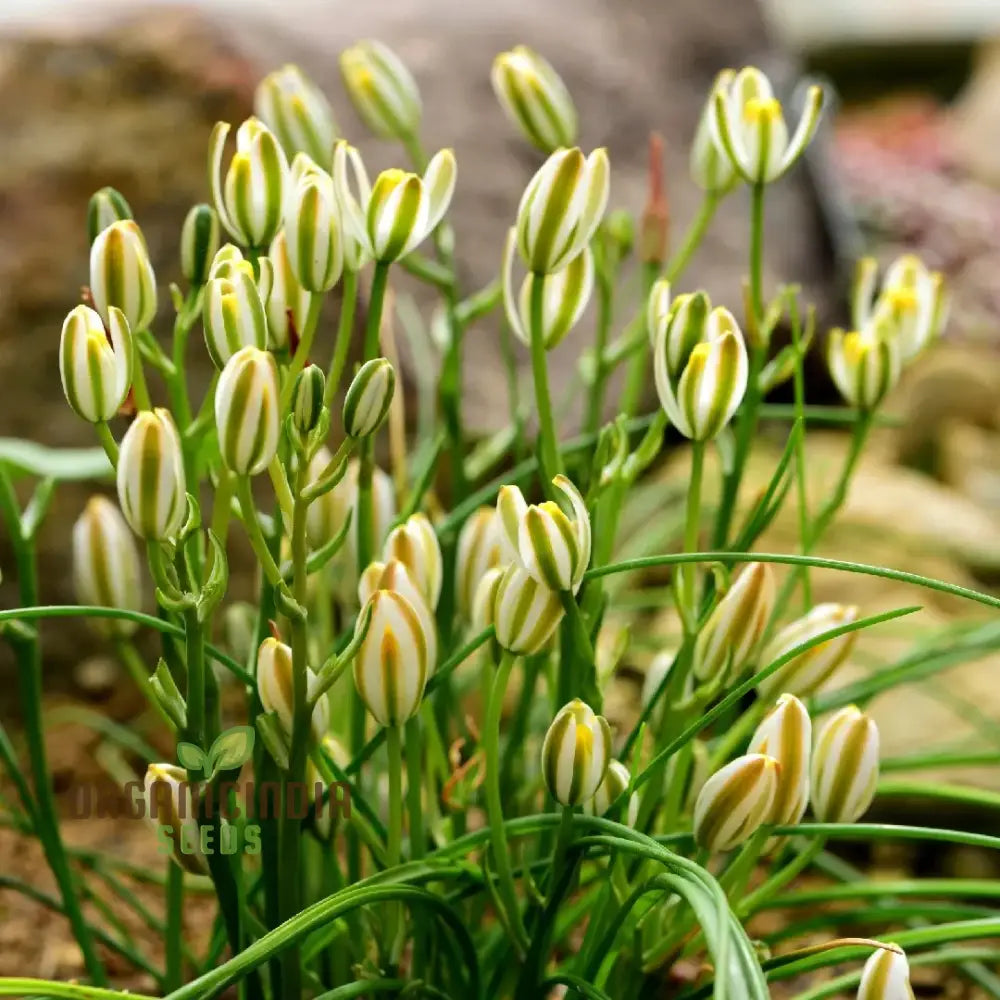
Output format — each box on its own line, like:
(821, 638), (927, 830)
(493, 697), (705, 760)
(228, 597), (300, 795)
(59, 305), (133, 424)
(87, 186), (133, 245)
(492, 563), (564, 655)
(265, 231), (314, 351)
(202, 270), (268, 370)
(256, 637), (330, 745)
(748, 693), (811, 826)
(382, 512), (441, 611)
(582, 759), (638, 825)
(144, 763), (206, 874)
(857, 946), (912, 1000)
(343, 357), (395, 439)
(181, 204), (221, 286)
(285, 158), (344, 292)
(215, 347), (280, 476)
(291, 364), (326, 438)
(693, 753), (779, 852)
(541, 699), (612, 807)
(491, 46), (577, 153)
(255, 64), (338, 164)
(358, 559), (438, 672)
(90, 220), (157, 331)
(455, 507), (502, 621)
(339, 39), (421, 141)
(811, 706), (879, 823)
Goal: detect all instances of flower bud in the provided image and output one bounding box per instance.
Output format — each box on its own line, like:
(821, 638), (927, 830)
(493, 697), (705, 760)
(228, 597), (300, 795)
(87, 186), (133, 245)
(582, 759), (638, 825)
(516, 147), (609, 274)
(492, 563), (564, 655)
(811, 706), (879, 823)
(285, 159), (344, 292)
(117, 408), (187, 540)
(72, 496), (142, 636)
(215, 346), (280, 476)
(491, 46), (577, 153)
(144, 763), (206, 874)
(502, 228), (594, 350)
(291, 364), (326, 437)
(90, 220), (157, 330)
(59, 304), (133, 423)
(690, 71), (738, 193)
(256, 637), (330, 744)
(334, 141), (456, 263)
(827, 328), (901, 412)
(653, 297), (748, 441)
(709, 67), (823, 185)
(471, 566), (505, 635)
(339, 39), (421, 141)
(255, 64), (338, 164)
(541, 699), (612, 807)
(202, 269), (268, 370)
(180, 204), (221, 286)
(358, 559), (437, 672)
(456, 507), (502, 621)
(757, 603), (858, 699)
(343, 358), (395, 439)
(693, 753), (780, 852)
(604, 209), (635, 258)
(382, 512), (441, 610)
(748, 694), (811, 826)
(496, 475), (591, 594)
(208, 243), (249, 282)
(693, 563), (775, 684)
(209, 117), (289, 248)
(857, 946), (913, 1000)
(353, 589), (430, 727)
(266, 230), (315, 351)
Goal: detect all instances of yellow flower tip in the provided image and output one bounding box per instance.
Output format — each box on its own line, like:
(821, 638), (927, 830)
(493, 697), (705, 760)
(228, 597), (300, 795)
(743, 97), (782, 123)
(843, 331), (870, 365)
(886, 287), (918, 312)
(576, 725), (594, 755)
(689, 342), (712, 364)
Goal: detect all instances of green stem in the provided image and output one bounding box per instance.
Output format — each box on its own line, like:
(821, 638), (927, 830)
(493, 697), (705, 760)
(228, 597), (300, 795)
(114, 639), (171, 728)
(749, 183), (766, 323)
(738, 837), (825, 916)
(385, 724), (404, 963)
(619, 261), (660, 418)
(95, 422), (118, 466)
(529, 276), (561, 480)
(165, 862), (184, 991)
(234, 478), (282, 587)
(664, 193), (720, 284)
(324, 269), (358, 407)
(281, 293), (324, 411)
(169, 291), (199, 430)
(788, 296), (812, 607)
(484, 651), (529, 952)
(677, 441), (705, 632)
(404, 716), (425, 859)
(131, 338), (153, 411)
(365, 262), (391, 361)
(585, 243), (617, 437)
(183, 609), (205, 751)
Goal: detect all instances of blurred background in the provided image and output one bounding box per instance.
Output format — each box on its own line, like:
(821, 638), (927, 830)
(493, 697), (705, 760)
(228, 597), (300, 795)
(3, 0), (1000, 979)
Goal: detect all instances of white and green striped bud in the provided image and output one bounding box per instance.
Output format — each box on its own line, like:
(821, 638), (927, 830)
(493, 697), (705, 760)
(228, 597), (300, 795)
(208, 243), (249, 281)
(502, 227), (593, 350)
(59, 304), (133, 423)
(827, 327), (901, 412)
(202, 269), (268, 370)
(382, 512), (442, 611)
(748, 694), (811, 827)
(582, 759), (638, 825)
(343, 357), (395, 439)
(359, 559), (438, 673)
(144, 763), (206, 874)
(491, 46), (577, 153)
(181, 204), (221, 286)
(291, 364), (326, 437)
(255, 64), (338, 164)
(339, 39), (421, 141)
(72, 496), (142, 637)
(471, 566), (505, 636)
(496, 475), (591, 594)
(709, 66), (823, 185)
(456, 507), (502, 621)
(693, 562), (775, 684)
(87, 186), (133, 245)
(515, 146), (609, 274)
(757, 603), (858, 699)
(811, 706), (879, 823)
(215, 346), (280, 476)
(209, 117), (289, 248)
(541, 699), (612, 807)
(265, 230), (314, 351)
(855, 254), (948, 363)
(333, 141), (456, 263)
(116, 408), (187, 540)
(857, 946), (913, 1000)
(690, 71), (738, 193)
(329, 141), (374, 272)
(492, 563), (564, 655)
(285, 157), (344, 292)
(90, 220), (157, 331)
(693, 753), (780, 852)
(353, 589), (429, 727)
(256, 637), (330, 745)
(653, 296), (748, 441)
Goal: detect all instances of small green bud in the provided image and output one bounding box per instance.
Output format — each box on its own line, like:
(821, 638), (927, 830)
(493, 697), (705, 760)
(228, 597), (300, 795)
(90, 220), (157, 331)
(693, 753), (779, 853)
(491, 46), (577, 153)
(811, 706), (879, 823)
(604, 209), (635, 258)
(59, 304), (133, 423)
(87, 186), (133, 245)
(339, 39), (421, 141)
(256, 637), (330, 745)
(541, 699), (612, 807)
(343, 357), (395, 440)
(180, 204), (221, 286)
(117, 408), (187, 540)
(515, 147), (609, 274)
(291, 364), (326, 437)
(202, 269), (268, 370)
(255, 64), (338, 163)
(353, 590), (430, 727)
(215, 346), (280, 476)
